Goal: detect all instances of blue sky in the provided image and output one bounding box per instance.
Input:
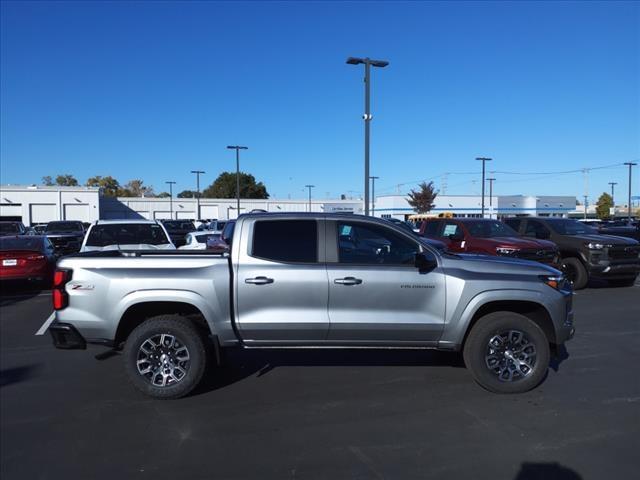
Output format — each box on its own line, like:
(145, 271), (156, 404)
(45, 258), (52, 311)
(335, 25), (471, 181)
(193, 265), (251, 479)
(1, 1), (638, 203)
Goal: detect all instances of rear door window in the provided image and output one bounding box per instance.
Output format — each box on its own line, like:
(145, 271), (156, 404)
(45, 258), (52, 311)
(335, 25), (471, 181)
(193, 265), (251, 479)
(442, 222), (462, 238)
(252, 220), (318, 263)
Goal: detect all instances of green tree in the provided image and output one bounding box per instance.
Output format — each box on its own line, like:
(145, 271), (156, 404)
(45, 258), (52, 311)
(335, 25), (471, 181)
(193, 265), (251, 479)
(596, 192), (614, 220)
(86, 175), (121, 197)
(157, 192), (171, 198)
(118, 179), (154, 197)
(202, 171), (269, 199)
(55, 174), (79, 186)
(407, 181), (438, 213)
(42, 176), (54, 186)
(177, 190), (200, 198)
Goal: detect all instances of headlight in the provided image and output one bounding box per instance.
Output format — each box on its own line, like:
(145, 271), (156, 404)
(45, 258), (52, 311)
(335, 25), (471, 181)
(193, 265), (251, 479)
(496, 247), (518, 255)
(540, 274), (570, 291)
(586, 242), (608, 250)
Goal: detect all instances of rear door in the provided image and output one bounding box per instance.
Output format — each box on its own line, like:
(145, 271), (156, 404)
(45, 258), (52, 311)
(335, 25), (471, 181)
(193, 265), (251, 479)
(235, 218), (329, 343)
(326, 220), (445, 343)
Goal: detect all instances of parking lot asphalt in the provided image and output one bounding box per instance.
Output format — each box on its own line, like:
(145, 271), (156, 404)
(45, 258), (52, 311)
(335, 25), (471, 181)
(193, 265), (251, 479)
(1, 282), (639, 480)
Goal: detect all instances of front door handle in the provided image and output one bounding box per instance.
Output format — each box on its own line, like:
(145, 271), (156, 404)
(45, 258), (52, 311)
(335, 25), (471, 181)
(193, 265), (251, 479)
(334, 277), (363, 286)
(245, 276), (274, 285)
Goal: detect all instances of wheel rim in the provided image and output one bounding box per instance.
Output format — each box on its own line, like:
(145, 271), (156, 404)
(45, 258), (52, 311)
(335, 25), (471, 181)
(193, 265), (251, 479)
(136, 333), (191, 387)
(561, 261), (577, 284)
(485, 330), (537, 382)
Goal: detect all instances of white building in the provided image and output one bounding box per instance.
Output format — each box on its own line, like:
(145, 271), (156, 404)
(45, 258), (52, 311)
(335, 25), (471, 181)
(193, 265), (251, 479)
(374, 194), (576, 220)
(0, 185), (100, 224)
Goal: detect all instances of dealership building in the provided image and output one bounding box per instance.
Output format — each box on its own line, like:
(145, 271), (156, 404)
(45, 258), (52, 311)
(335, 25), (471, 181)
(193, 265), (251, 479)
(0, 184), (582, 225)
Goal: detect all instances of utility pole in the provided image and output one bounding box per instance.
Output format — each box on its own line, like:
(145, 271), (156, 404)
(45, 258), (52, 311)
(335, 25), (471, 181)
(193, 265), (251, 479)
(608, 182), (617, 204)
(227, 145), (248, 213)
(624, 162), (637, 223)
(486, 178), (496, 219)
(370, 176), (379, 217)
(476, 157), (492, 217)
(305, 185), (315, 212)
(165, 181), (176, 220)
(346, 56), (389, 216)
(190, 170), (205, 221)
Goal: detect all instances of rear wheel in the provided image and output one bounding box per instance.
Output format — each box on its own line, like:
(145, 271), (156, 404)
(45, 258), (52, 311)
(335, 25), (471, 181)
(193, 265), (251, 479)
(463, 312), (550, 394)
(560, 257), (588, 290)
(124, 315), (208, 399)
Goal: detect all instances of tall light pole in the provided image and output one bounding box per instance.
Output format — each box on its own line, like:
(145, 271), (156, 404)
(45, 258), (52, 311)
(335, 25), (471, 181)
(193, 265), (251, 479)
(476, 157), (492, 218)
(227, 146), (248, 213)
(583, 195), (588, 220)
(486, 178), (496, 219)
(608, 182), (617, 204)
(369, 176), (379, 217)
(624, 162), (637, 223)
(346, 56), (389, 216)
(165, 181), (176, 220)
(305, 185), (315, 212)
(190, 170), (205, 221)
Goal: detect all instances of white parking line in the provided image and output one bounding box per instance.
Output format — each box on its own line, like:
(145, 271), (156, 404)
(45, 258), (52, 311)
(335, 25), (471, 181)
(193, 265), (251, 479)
(35, 312), (55, 336)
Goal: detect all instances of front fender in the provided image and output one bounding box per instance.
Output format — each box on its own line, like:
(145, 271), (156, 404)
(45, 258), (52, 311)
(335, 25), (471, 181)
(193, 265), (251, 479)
(438, 289), (551, 350)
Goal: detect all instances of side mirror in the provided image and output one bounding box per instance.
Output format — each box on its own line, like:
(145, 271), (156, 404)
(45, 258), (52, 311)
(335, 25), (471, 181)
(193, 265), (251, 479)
(448, 232), (464, 242)
(415, 252), (437, 273)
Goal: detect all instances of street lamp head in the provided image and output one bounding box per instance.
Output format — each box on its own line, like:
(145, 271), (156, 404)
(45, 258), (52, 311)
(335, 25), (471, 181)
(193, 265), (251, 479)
(227, 146), (248, 150)
(346, 57), (364, 65)
(476, 157), (493, 162)
(369, 60), (389, 68)
(191, 170), (205, 174)
(346, 57), (389, 68)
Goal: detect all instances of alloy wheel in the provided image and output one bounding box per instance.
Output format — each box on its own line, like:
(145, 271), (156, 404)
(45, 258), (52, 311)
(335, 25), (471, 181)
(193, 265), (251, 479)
(136, 333), (191, 387)
(485, 330), (537, 382)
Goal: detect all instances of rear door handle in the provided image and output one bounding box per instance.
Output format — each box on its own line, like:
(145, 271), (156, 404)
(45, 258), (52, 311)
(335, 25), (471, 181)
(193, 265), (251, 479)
(334, 277), (363, 286)
(245, 276), (274, 285)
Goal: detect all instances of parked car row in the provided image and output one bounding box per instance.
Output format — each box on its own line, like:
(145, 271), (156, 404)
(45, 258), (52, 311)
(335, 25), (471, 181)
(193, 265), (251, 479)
(416, 217), (639, 289)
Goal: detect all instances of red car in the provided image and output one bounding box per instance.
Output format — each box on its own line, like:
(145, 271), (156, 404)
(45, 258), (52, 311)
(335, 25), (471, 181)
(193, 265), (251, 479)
(206, 220), (235, 253)
(0, 236), (58, 284)
(419, 218), (560, 266)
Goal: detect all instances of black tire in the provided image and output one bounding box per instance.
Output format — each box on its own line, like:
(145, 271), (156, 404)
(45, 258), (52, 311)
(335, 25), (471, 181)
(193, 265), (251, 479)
(463, 312), (550, 394)
(560, 257), (588, 290)
(123, 315), (208, 399)
(609, 276), (637, 287)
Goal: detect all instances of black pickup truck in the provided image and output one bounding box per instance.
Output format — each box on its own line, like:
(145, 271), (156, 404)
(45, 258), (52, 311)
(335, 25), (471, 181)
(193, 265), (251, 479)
(45, 221), (86, 255)
(504, 217), (640, 289)
(160, 220), (196, 248)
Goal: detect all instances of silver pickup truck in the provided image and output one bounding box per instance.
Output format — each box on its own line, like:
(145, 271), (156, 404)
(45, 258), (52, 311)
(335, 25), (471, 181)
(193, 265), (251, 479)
(49, 213), (575, 398)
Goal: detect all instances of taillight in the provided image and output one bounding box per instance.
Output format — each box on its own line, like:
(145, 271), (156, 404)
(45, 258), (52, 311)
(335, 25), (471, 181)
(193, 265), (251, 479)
(52, 268), (72, 310)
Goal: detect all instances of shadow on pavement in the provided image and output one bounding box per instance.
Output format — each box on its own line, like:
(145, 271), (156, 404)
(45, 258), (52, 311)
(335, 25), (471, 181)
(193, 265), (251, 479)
(192, 347), (464, 397)
(514, 462), (582, 479)
(0, 364), (43, 388)
(0, 280), (48, 307)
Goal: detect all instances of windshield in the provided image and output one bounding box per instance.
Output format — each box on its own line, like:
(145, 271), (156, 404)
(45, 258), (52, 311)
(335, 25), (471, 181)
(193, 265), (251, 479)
(0, 237), (44, 251)
(546, 219), (598, 235)
(86, 224), (171, 247)
(163, 221), (195, 231)
(46, 222), (83, 233)
(0, 223), (21, 234)
(465, 221), (519, 238)
(194, 233), (218, 244)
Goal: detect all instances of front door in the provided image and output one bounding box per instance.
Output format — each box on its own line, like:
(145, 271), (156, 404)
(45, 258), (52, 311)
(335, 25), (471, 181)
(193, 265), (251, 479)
(236, 219), (329, 343)
(327, 220), (446, 344)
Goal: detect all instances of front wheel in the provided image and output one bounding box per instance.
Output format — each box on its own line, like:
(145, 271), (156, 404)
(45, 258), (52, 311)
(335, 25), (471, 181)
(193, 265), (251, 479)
(123, 315), (208, 399)
(560, 257), (588, 290)
(463, 312), (550, 394)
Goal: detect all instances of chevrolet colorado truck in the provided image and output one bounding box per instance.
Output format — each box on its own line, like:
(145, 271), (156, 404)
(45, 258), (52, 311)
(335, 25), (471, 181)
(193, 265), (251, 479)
(504, 217), (640, 289)
(49, 213), (575, 399)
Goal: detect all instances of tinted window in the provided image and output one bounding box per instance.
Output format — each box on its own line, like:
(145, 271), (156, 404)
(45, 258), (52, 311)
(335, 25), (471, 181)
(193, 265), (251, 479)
(46, 222), (83, 232)
(465, 221), (519, 238)
(338, 222), (418, 265)
(196, 234), (218, 244)
(86, 224), (171, 247)
(524, 220), (550, 238)
(163, 221), (195, 231)
(221, 221), (235, 244)
(0, 223), (21, 234)
(252, 220), (317, 263)
(546, 219), (597, 235)
(422, 220), (441, 236)
(0, 237), (44, 251)
(504, 218), (522, 231)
